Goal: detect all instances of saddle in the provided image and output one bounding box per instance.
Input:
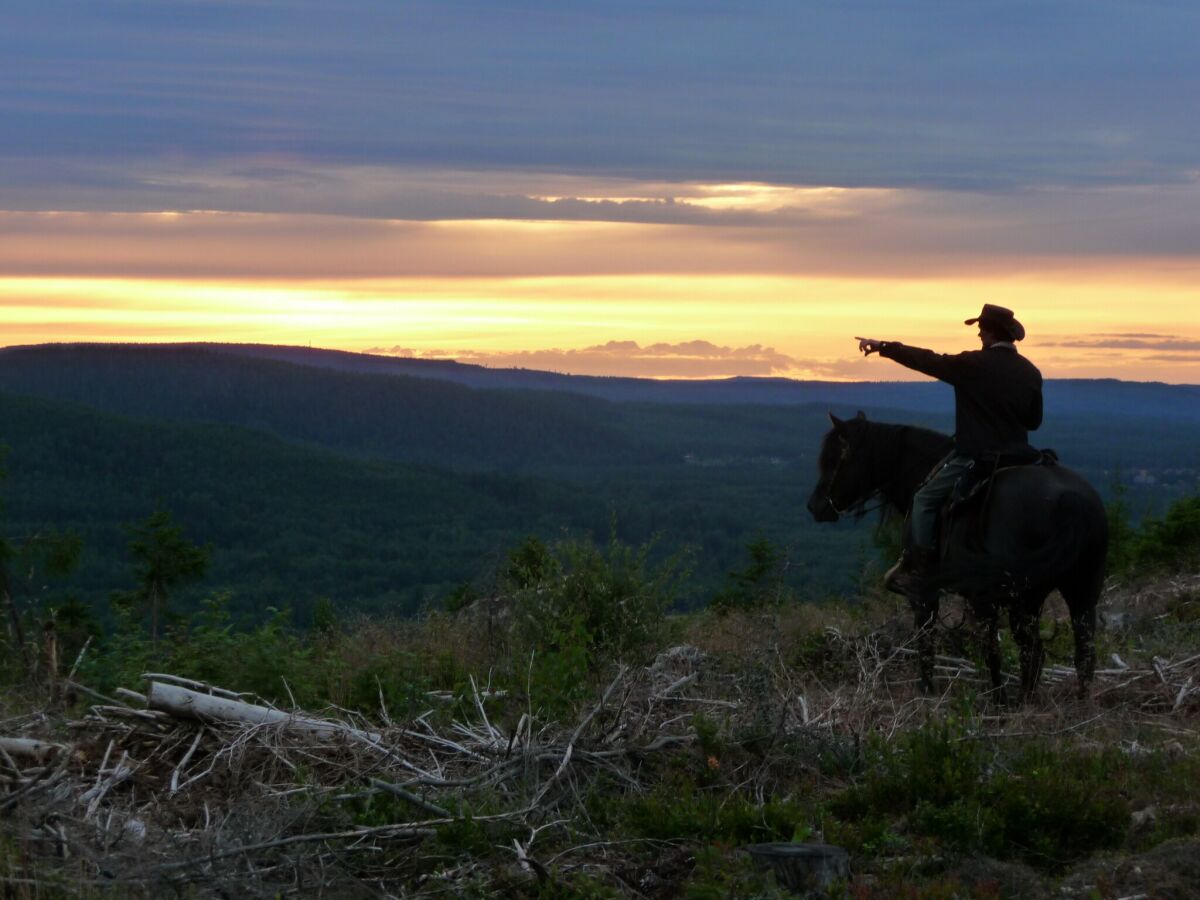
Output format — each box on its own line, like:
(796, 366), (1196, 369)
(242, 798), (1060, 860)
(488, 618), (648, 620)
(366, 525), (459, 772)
(945, 446), (1058, 520)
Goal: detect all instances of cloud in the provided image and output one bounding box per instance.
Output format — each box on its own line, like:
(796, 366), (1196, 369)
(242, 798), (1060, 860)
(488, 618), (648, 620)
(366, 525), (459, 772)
(363, 340), (965, 382)
(365, 339), (800, 379)
(1042, 337), (1200, 352)
(4, 174), (1200, 284)
(1142, 353), (1200, 363)
(1091, 332), (1175, 339)
(4, 0), (1200, 211)
(0, 159), (891, 226)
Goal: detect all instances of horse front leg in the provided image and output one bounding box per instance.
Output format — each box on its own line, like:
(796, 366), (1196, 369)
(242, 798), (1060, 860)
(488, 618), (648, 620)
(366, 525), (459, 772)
(910, 591), (938, 695)
(1009, 601), (1045, 703)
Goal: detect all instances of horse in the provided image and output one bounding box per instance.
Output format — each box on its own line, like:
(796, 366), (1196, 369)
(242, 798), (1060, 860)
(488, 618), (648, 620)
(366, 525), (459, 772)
(806, 411), (1108, 702)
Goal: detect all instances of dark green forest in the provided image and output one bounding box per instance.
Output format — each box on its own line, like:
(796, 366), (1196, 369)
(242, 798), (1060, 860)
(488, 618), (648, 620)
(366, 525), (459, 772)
(0, 343), (1196, 627)
(0, 389), (860, 622)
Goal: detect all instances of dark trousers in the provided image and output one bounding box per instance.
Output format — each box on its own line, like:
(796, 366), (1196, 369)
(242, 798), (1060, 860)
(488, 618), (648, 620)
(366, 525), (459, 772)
(910, 452), (974, 551)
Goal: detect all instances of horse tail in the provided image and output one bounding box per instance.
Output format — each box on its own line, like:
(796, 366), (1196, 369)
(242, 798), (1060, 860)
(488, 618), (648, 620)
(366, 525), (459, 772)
(1017, 490), (1108, 588)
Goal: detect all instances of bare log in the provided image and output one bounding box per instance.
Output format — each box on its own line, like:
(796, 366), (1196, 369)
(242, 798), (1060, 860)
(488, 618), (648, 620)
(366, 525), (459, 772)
(0, 737), (68, 762)
(145, 681), (381, 742)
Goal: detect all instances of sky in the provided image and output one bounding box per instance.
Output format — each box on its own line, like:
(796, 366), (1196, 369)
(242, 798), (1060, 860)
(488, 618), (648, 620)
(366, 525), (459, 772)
(3, 1), (1199, 382)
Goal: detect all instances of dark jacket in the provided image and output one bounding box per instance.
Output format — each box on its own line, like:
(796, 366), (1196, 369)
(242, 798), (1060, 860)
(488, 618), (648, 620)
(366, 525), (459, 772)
(879, 342), (1043, 458)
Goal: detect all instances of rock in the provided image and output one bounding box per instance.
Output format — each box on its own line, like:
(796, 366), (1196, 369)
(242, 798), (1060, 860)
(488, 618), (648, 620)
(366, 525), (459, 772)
(1131, 806), (1157, 829)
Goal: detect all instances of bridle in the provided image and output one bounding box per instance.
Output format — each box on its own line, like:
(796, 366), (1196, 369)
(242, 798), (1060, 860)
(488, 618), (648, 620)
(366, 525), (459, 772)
(822, 435), (888, 519)
(825, 432), (892, 518)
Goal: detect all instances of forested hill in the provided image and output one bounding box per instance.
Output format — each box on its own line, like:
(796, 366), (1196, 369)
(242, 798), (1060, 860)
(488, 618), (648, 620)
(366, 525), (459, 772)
(0, 342), (1197, 487)
(2, 345), (1200, 429)
(0, 344), (666, 471)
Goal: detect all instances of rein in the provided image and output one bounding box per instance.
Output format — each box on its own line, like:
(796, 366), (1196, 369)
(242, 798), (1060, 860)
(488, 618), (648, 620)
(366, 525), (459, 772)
(829, 491), (889, 519)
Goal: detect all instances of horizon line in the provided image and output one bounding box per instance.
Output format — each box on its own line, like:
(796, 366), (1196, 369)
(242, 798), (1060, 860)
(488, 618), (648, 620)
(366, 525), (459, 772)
(3, 339), (1199, 389)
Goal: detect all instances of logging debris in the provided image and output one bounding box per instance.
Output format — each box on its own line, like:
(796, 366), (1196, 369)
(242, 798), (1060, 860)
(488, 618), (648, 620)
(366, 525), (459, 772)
(2, 606), (1199, 896)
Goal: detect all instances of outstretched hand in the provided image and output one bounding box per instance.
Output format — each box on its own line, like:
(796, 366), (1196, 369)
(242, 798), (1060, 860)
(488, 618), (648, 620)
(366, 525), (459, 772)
(855, 336), (884, 356)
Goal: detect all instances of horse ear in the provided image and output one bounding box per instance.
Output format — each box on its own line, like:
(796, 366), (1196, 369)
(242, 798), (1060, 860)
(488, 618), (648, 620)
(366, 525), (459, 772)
(828, 412), (844, 430)
(856, 410), (867, 420)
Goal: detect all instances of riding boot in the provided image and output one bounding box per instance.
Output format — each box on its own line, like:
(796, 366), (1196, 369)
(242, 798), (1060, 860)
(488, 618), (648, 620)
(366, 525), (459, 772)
(885, 546), (938, 596)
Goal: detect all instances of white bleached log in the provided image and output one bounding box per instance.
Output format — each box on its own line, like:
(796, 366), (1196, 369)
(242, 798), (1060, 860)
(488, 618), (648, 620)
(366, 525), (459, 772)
(0, 737), (68, 761)
(145, 682), (381, 743)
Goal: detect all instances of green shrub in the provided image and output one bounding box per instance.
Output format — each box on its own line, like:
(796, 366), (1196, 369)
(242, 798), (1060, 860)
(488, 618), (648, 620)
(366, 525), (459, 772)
(504, 536), (557, 591)
(979, 746), (1128, 865)
(509, 533), (682, 716)
(624, 780), (810, 845)
(524, 613), (593, 714)
(443, 581), (482, 614)
(711, 537), (787, 614)
(830, 716), (1130, 870)
(872, 719), (988, 811)
(1131, 494), (1200, 573)
(684, 845), (794, 899)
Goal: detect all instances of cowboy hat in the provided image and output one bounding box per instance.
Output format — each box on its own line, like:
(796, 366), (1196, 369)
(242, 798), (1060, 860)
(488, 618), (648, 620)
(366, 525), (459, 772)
(965, 304), (1025, 341)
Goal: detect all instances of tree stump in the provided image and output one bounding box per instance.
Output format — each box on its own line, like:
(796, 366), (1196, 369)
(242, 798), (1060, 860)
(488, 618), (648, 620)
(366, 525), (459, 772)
(743, 842), (850, 895)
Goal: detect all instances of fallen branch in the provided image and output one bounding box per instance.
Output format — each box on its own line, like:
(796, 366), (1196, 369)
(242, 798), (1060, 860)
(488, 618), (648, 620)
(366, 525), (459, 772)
(148, 805), (540, 874)
(368, 778), (452, 817)
(533, 667), (626, 806)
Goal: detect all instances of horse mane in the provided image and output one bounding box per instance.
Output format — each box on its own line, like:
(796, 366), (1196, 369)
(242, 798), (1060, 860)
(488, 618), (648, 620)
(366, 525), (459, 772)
(849, 418), (951, 460)
(849, 418), (954, 514)
(861, 419), (948, 450)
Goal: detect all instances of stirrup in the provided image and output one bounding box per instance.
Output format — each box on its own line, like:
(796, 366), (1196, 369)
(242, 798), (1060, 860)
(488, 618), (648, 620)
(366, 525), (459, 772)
(886, 546), (936, 595)
(884, 549), (912, 594)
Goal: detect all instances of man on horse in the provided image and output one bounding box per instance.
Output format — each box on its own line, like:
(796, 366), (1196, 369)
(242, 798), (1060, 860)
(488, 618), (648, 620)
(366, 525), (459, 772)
(856, 304), (1043, 595)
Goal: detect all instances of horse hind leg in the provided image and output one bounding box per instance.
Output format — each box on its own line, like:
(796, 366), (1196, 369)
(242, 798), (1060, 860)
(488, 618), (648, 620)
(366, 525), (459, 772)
(1008, 597), (1045, 703)
(973, 600), (1007, 705)
(1060, 570), (1102, 700)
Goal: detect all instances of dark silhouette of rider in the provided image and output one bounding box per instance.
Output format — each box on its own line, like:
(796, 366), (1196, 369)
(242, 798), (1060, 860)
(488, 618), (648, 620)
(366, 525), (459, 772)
(857, 304), (1043, 594)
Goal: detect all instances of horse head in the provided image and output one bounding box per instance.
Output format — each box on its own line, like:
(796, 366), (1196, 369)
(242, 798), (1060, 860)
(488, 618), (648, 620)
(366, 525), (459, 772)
(806, 410), (876, 522)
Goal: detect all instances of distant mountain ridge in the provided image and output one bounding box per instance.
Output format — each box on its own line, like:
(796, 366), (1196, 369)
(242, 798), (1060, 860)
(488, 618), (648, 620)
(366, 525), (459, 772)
(5, 341), (1196, 422)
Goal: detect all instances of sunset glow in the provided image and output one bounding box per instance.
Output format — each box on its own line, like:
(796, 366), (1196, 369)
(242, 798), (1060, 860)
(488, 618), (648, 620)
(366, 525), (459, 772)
(4, 2), (1199, 384)
(4, 260), (1198, 382)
